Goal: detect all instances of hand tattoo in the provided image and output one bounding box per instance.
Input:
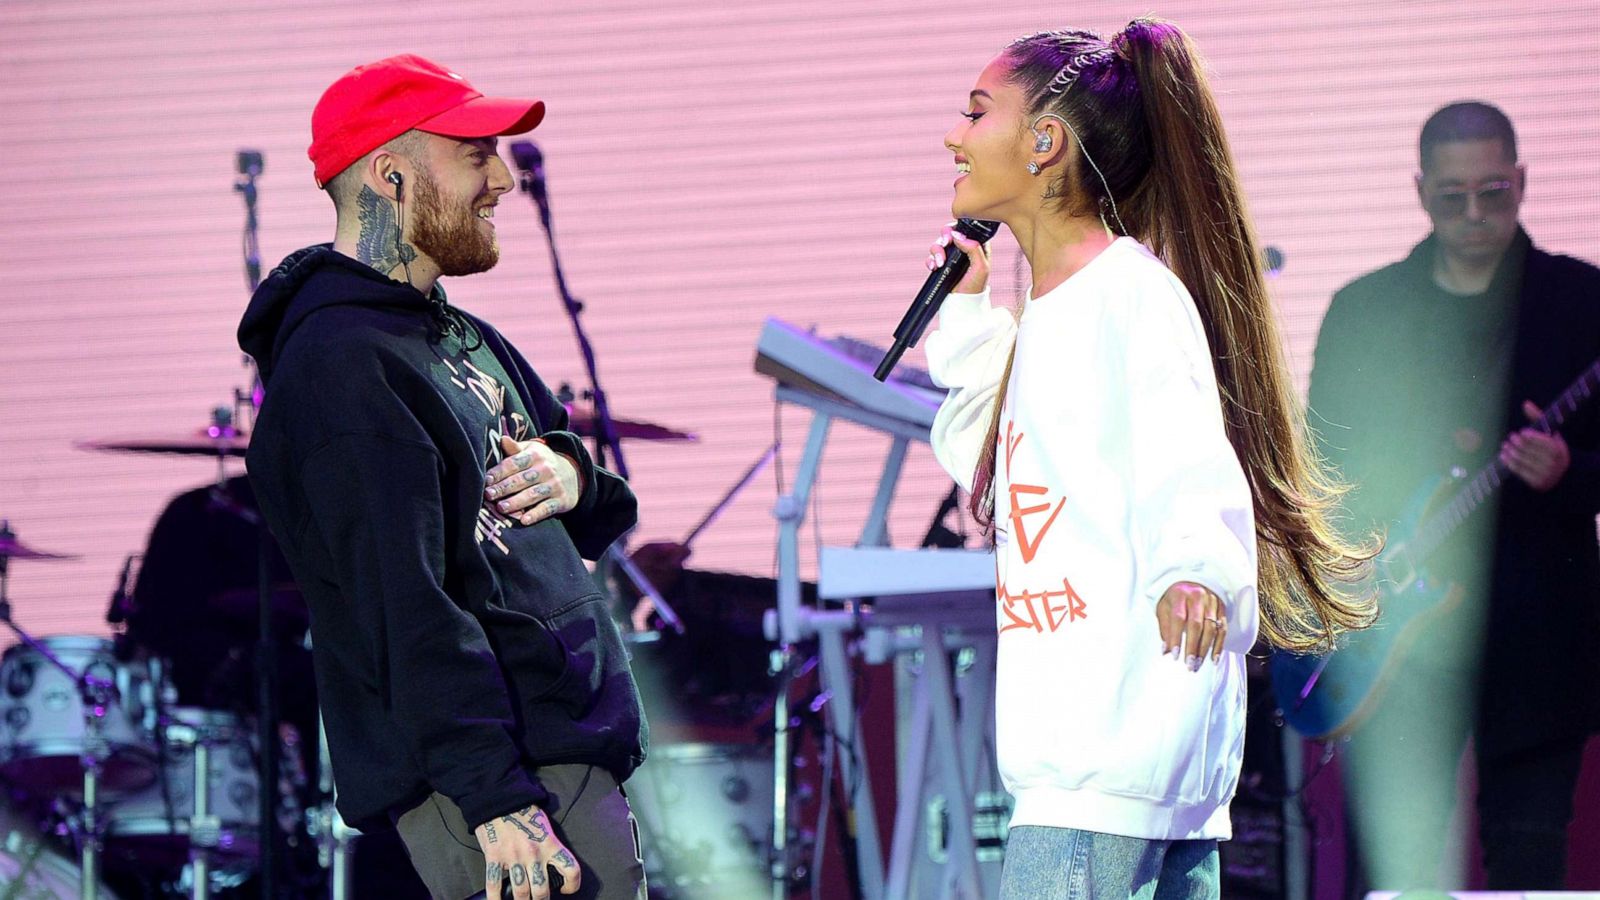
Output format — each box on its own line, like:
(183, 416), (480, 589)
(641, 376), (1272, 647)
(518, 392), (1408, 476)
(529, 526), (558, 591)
(510, 864), (528, 886)
(507, 807), (550, 841)
(486, 861), (505, 882)
(530, 865), (547, 887)
(485, 821), (499, 844)
(354, 185), (417, 277)
(553, 849), (575, 867)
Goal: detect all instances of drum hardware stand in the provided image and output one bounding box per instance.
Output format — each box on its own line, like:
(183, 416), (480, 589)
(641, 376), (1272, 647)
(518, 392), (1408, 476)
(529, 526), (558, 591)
(307, 713), (358, 900)
(74, 766), (100, 900)
(158, 716), (222, 900)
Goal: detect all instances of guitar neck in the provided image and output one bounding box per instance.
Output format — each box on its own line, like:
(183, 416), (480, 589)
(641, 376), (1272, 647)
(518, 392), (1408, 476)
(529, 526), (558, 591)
(1406, 356), (1600, 565)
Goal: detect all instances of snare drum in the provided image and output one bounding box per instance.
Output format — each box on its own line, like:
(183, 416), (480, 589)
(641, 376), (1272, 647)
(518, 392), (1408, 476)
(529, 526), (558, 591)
(104, 707), (260, 867)
(0, 636), (159, 794)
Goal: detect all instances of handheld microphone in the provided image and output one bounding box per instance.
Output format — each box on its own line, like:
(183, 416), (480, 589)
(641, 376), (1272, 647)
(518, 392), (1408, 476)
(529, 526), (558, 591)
(509, 140), (549, 222)
(873, 218), (1001, 382)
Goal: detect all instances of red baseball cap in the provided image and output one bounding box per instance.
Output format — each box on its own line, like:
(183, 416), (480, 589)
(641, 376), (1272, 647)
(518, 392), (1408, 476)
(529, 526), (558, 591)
(308, 54), (545, 187)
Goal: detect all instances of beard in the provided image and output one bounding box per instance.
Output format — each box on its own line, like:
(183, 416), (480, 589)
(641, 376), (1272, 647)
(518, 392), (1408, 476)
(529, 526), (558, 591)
(409, 166), (499, 277)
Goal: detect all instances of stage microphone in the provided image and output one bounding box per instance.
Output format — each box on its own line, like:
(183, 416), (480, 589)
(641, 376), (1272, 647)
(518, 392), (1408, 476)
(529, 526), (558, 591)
(509, 140), (549, 222)
(873, 218), (1001, 382)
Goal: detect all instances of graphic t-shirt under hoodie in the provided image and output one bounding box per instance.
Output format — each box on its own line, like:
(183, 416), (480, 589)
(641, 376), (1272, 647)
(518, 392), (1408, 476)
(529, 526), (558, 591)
(238, 245), (645, 832)
(926, 237), (1258, 840)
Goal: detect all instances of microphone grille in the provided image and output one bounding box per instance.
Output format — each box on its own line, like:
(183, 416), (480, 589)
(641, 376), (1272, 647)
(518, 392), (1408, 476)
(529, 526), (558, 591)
(954, 218), (1001, 242)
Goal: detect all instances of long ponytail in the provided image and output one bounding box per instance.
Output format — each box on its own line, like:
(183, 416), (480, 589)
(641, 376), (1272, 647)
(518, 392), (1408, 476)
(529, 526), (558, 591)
(975, 20), (1379, 652)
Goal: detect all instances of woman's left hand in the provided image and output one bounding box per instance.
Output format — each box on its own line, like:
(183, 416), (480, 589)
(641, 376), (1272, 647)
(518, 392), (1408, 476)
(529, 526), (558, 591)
(484, 436), (581, 525)
(1156, 581), (1227, 671)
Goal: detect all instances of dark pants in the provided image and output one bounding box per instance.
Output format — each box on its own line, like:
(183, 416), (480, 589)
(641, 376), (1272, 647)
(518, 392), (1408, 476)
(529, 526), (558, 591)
(394, 765), (646, 900)
(1477, 736), (1587, 890)
(1342, 658), (1586, 894)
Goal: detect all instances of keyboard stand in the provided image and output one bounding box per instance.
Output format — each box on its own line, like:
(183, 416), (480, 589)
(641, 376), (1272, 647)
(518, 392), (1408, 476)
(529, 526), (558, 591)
(764, 377), (1000, 900)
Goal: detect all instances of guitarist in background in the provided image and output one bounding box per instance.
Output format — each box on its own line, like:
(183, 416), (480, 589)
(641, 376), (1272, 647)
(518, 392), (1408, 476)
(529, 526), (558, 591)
(1309, 100), (1600, 892)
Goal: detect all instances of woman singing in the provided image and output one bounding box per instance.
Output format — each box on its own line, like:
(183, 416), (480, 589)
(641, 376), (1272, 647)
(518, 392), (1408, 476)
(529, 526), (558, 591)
(923, 18), (1377, 898)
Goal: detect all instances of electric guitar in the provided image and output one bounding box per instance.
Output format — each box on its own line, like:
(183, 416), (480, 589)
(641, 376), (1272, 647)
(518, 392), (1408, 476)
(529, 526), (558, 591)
(1270, 355), (1600, 740)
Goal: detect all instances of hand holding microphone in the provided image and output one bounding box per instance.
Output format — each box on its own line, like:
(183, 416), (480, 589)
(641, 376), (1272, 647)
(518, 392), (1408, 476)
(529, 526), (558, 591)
(874, 217), (1000, 381)
(927, 220), (993, 294)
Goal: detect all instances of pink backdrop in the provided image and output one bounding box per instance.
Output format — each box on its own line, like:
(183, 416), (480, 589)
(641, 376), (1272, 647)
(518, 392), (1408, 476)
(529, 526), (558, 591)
(2, 0), (1598, 892)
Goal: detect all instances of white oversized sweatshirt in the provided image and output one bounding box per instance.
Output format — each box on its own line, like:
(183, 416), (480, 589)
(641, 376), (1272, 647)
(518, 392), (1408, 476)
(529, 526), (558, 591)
(926, 237), (1259, 840)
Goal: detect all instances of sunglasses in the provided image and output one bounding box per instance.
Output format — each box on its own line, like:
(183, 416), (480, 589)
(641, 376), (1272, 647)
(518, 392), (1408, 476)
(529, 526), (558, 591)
(1425, 180), (1516, 218)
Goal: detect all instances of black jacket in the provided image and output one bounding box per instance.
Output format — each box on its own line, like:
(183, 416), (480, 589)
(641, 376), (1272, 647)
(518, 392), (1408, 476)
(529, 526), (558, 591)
(238, 245), (645, 830)
(1309, 230), (1600, 758)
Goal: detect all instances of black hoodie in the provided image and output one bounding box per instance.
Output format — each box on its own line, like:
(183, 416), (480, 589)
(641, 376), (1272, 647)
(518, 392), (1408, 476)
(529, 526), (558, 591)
(238, 245), (645, 831)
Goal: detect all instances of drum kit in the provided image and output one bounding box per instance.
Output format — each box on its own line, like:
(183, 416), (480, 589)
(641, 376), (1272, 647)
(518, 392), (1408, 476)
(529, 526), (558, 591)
(0, 391), (699, 899)
(0, 511), (287, 900)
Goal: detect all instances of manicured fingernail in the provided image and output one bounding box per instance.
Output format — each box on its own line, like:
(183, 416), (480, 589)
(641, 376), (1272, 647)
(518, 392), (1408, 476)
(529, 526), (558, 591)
(1187, 655), (1201, 671)
(937, 233), (950, 246)
(498, 501), (511, 512)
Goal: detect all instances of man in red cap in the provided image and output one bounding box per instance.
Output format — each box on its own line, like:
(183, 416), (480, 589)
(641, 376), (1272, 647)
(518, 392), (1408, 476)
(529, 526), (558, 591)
(239, 55), (648, 900)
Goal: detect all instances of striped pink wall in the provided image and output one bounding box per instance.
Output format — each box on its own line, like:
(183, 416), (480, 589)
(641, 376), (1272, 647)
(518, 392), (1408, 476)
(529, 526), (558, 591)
(5, 0), (1595, 636)
(3, 0), (1600, 892)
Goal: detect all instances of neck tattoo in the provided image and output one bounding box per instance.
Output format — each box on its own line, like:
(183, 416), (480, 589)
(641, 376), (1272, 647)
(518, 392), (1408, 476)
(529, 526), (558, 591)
(354, 185), (417, 278)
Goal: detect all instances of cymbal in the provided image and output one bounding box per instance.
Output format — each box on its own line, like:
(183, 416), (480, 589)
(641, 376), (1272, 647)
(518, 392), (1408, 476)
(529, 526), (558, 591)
(76, 406), (694, 456)
(563, 402), (697, 443)
(76, 428), (249, 458)
(0, 533), (77, 561)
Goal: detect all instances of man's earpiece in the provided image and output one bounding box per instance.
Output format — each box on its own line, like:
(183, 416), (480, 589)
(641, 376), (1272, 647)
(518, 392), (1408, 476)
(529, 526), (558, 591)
(385, 170), (413, 285)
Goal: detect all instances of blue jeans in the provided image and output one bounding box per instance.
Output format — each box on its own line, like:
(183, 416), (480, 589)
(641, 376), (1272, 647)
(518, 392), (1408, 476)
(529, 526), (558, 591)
(998, 826), (1219, 900)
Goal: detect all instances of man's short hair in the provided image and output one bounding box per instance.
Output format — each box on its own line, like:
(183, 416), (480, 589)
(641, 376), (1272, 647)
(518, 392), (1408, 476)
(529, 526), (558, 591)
(325, 131), (426, 207)
(1420, 101), (1518, 172)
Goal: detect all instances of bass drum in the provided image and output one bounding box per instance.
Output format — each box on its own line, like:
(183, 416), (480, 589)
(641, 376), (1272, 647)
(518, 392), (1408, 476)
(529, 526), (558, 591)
(626, 742), (777, 900)
(0, 804), (121, 899)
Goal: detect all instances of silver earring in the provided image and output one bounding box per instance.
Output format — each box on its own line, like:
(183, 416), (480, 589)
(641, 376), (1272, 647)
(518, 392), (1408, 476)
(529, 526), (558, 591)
(1026, 161), (1041, 175)
(1034, 131), (1053, 152)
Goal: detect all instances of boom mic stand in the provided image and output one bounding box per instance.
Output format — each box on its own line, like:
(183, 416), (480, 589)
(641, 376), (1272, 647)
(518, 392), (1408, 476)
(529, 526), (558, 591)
(510, 142), (682, 635)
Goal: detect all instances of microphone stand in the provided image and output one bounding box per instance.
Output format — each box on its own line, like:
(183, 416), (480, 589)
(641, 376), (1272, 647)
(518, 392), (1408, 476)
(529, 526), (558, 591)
(515, 155), (683, 635)
(234, 147), (281, 900)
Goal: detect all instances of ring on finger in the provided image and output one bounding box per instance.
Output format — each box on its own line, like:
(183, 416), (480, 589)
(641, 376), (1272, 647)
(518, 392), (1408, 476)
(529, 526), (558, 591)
(1203, 616), (1223, 626)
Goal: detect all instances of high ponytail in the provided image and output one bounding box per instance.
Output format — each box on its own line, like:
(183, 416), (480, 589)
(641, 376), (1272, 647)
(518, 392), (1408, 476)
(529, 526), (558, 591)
(974, 20), (1380, 652)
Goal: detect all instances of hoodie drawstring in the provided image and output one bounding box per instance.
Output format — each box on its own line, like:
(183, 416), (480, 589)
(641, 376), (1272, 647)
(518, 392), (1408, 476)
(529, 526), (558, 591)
(427, 296), (483, 351)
